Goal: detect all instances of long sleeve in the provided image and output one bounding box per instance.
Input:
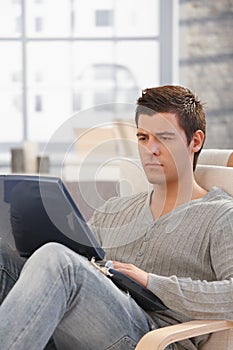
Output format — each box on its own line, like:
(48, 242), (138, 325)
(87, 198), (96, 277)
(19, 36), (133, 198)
(147, 205), (233, 320)
(148, 274), (233, 320)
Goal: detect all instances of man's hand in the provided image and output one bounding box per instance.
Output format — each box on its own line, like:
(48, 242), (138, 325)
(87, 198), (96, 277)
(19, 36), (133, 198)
(112, 261), (149, 288)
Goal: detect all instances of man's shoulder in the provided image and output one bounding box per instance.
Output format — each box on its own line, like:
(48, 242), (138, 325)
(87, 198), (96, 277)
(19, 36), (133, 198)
(206, 187), (233, 205)
(200, 187), (233, 222)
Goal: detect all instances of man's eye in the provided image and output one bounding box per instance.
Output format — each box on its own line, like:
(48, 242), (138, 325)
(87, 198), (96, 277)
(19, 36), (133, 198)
(159, 136), (171, 141)
(137, 134), (147, 141)
(138, 136), (146, 141)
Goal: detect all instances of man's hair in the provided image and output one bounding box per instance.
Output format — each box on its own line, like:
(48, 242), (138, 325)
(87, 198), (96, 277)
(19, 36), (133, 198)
(135, 85), (206, 170)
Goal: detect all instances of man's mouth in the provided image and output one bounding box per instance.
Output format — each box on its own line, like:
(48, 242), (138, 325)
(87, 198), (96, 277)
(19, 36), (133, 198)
(145, 162), (163, 167)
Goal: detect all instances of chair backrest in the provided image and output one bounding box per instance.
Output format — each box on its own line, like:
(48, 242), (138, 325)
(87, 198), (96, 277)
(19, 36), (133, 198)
(119, 149), (233, 197)
(198, 149), (233, 167)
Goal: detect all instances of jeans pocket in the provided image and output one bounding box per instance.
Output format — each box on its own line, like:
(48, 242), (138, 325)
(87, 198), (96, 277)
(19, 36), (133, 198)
(105, 336), (137, 350)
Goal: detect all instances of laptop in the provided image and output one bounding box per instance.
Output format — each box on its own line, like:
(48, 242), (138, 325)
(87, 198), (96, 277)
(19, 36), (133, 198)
(0, 174), (167, 312)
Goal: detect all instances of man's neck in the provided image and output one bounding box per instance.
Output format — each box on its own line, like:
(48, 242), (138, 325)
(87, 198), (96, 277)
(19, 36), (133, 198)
(150, 178), (207, 220)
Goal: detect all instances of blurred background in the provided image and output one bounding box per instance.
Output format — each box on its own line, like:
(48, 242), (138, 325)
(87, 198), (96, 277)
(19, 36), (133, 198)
(0, 0), (232, 177)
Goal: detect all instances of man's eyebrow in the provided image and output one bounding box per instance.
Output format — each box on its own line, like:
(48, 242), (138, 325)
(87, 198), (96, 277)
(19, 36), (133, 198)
(155, 131), (176, 136)
(136, 131), (176, 137)
(136, 131), (147, 136)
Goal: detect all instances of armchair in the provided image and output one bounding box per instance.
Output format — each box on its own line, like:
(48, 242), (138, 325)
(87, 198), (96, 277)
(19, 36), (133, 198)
(119, 149), (233, 350)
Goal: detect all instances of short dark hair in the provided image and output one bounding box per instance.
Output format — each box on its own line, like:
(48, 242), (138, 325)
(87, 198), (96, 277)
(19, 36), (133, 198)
(135, 85), (206, 170)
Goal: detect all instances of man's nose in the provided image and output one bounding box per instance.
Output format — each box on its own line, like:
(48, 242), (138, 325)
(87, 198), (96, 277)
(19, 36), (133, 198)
(146, 138), (160, 155)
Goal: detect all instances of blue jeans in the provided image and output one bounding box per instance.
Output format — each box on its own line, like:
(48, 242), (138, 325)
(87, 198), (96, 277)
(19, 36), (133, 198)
(0, 241), (57, 350)
(0, 242), (156, 350)
(0, 242), (25, 303)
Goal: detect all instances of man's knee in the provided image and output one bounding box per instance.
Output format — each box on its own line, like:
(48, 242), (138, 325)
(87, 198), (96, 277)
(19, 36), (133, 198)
(21, 243), (89, 298)
(24, 242), (85, 274)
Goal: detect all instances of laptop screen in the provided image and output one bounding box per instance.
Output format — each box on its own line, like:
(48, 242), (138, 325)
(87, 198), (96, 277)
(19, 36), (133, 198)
(0, 175), (105, 260)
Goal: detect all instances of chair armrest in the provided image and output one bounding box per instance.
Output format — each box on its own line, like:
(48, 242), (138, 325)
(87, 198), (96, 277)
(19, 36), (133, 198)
(135, 320), (233, 350)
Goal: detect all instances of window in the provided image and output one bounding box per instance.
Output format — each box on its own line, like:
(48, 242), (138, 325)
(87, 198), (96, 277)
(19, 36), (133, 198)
(15, 16), (22, 33)
(35, 95), (43, 112)
(35, 17), (43, 32)
(95, 10), (113, 27)
(0, 0), (178, 171)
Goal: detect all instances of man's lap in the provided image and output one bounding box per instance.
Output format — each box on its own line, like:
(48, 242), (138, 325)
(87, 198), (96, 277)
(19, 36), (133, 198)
(0, 242), (153, 349)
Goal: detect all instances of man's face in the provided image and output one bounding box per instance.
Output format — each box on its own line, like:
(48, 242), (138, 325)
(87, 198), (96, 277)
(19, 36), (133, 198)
(137, 112), (193, 186)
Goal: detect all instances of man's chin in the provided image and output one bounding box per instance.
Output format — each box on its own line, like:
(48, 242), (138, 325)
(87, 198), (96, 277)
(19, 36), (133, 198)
(146, 176), (166, 186)
(144, 170), (166, 185)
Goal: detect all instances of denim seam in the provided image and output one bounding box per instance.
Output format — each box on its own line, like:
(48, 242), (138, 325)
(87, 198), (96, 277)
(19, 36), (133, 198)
(58, 262), (76, 308)
(105, 335), (137, 350)
(0, 265), (19, 282)
(121, 292), (152, 334)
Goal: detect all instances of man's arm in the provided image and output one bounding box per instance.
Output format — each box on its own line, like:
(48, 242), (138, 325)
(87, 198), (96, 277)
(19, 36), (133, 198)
(148, 213), (233, 321)
(113, 210), (233, 322)
(147, 273), (233, 320)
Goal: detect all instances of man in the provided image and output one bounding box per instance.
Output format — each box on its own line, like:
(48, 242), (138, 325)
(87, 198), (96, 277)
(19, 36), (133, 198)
(1, 85), (233, 350)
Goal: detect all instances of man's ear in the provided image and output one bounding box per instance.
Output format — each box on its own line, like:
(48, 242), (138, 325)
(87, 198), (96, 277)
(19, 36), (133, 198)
(191, 130), (205, 152)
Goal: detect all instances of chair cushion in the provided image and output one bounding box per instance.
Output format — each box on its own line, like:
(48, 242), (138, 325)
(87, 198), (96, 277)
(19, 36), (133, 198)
(198, 149), (233, 167)
(195, 165), (233, 196)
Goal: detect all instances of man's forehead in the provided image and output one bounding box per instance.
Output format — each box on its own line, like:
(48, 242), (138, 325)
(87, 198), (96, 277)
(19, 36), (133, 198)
(137, 112), (180, 133)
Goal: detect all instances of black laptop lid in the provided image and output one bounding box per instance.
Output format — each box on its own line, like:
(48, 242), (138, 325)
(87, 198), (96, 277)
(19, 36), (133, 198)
(1, 175), (168, 312)
(1, 175), (105, 260)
